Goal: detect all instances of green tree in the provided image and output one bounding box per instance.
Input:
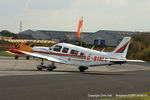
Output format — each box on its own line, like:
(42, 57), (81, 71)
(0, 30), (15, 37)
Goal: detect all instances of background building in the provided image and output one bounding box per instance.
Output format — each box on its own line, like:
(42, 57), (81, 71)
(17, 30), (92, 43)
(17, 29), (144, 46)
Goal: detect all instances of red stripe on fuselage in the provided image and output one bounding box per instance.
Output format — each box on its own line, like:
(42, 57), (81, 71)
(115, 42), (129, 53)
(34, 51), (86, 58)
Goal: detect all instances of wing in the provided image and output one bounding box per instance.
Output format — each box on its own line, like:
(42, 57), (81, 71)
(9, 49), (67, 64)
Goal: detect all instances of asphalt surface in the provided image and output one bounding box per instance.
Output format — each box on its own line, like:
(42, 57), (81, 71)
(0, 56), (150, 100)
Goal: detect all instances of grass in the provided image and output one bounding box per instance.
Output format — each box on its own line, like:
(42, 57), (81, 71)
(0, 51), (16, 56)
(0, 40), (9, 44)
(101, 92), (150, 100)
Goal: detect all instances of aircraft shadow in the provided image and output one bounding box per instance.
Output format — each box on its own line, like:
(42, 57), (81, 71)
(82, 72), (127, 76)
(53, 70), (128, 76)
(0, 69), (128, 76)
(0, 69), (38, 71)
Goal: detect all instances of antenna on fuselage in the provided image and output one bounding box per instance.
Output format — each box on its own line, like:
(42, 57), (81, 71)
(101, 48), (105, 52)
(91, 45), (95, 50)
(19, 20), (22, 33)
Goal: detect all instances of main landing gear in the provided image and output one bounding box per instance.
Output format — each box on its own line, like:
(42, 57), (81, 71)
(78, 66), (88, 72)
(36, 59), (56, 71)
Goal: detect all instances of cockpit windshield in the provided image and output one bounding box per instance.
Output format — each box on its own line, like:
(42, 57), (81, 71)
(53, 45), (62, 52)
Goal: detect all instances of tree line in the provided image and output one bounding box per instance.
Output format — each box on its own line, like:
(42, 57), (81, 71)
(127, 33), (150, 61)
(0, 30), (15, 37)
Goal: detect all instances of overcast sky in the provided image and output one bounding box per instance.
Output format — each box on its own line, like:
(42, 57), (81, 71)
(0, 0), (150, 33)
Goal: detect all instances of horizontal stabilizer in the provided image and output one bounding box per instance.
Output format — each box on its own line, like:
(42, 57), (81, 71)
(101, 59), (126, 62)
(126, 60), (145, 63)
(101, 59), (145, 63)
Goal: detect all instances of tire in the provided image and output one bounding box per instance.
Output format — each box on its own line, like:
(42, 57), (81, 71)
(26, 56), (30, 60)
(37, 65), (43, 71)
(37, 67), (42, 71)
(78, 66), (88, 72)
(79, 67), (85, 72)
(15, 55), (18, 59)
(79, 69), (85, 72)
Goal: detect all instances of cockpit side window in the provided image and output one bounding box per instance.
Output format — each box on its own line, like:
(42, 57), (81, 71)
(80, 52), (85, 56)
(62, 47), (69, 53)
(53, 45), (62, 52)
(70, 49), (79, 55)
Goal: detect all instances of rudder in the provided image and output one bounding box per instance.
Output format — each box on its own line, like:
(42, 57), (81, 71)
(112, 37), (131, 58)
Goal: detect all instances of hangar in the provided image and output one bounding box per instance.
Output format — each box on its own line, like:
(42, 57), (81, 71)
(17, 30), (92, 43)
(17, 29), (140, 46)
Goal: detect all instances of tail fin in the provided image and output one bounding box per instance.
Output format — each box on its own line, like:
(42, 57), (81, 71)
(15, 42), (34, 52)
(112, 37), (131, 58)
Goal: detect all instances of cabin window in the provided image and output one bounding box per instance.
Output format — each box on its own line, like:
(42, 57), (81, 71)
(62, 47), (69, 53)
(53, 45), (62, 52)
(80, 52), (85, 56)
(70, 50), (79, 55)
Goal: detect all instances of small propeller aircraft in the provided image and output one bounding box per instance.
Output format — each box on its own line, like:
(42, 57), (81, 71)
(8, 37), (144, 72)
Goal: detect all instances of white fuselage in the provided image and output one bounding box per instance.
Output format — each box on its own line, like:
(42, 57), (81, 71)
(32, 43), (126, 67)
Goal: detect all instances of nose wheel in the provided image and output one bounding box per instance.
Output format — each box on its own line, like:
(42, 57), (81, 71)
(78, 66), (88, 72)
(37, 64), (44, 71)
(36, 59), (56, 71)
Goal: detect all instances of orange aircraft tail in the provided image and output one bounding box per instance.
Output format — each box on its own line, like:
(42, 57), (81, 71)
(15, 42), (34, 53)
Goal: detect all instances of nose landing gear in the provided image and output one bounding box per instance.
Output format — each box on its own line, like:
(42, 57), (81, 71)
(36, 59), (56, 71)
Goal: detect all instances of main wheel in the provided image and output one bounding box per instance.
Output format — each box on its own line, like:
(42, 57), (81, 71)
(26, 56), (30, 60)
(15, 55), (18, 59)
(37, 65), (43, 71)
(78, 67), (85, 72)
(79, 68), (85, 72)
(78, 66), (88, 72)
(37, 67), (42, 71)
